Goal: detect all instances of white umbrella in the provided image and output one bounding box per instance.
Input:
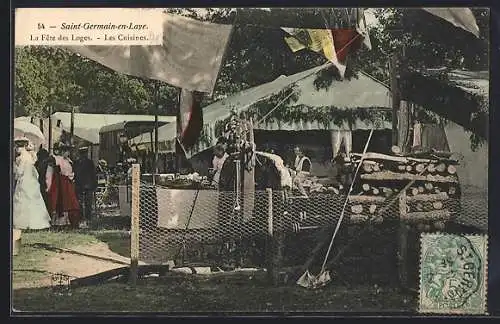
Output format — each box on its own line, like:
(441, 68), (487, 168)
(14, 118), (45, 149)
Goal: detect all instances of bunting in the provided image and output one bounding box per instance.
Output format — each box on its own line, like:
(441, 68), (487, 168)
(66, 12), (233, 94)
(282, 9), (371, 78)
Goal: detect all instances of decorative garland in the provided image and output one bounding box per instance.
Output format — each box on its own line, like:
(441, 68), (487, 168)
(247, 85), (392, 129)
(210, 84), (393, 140)
(399, 69), (488, 150)
(248, 104), (392, 129)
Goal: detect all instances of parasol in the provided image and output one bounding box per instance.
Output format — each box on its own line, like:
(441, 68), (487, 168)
(14, 118), (46, 149)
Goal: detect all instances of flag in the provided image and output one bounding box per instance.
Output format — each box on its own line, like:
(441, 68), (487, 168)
(423, 8), (480, 38)
(179, 89), (204, 149)
(282, 9), (371, 78)
(283, 28), (347, 77)
(356, 8), (372, 50)
(65, 12), (233, 94)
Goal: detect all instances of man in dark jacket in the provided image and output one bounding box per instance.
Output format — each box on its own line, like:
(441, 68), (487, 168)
(34, 146), (51, 210)
(74, 147), (98, 228)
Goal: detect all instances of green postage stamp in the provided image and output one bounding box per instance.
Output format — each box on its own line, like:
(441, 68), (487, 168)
(419, 233), (488, 315)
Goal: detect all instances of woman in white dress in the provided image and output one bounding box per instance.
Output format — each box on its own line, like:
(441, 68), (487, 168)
(13, 138), (51, 230)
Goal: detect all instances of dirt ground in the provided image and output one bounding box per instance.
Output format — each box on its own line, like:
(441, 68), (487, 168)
(13, 240), (138, 290)
(44, 242), (132, 279)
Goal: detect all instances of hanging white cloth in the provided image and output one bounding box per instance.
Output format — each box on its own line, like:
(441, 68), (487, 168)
(331, 130), (352, 158)
(413, 122), (422, 147)
(212, 152), (229, 186)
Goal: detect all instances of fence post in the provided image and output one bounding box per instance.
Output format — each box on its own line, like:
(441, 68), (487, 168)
(266, 188), (283, 286)
(129, 163), (140, 286)
(266, 188), (274, 284)
(267, 188), (273, 237)
(398, 191), (409, 289)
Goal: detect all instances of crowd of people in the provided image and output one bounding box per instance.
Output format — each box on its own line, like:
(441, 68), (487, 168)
(13, 137), (98, 232)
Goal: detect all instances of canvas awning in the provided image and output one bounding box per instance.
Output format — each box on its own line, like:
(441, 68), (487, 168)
(34, 112), (175, 146)
(129, 63), (334, 152)
(130, 64), (392, 158)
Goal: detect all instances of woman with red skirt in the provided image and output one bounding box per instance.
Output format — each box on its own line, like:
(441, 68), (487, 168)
(46, 145), (80, 228)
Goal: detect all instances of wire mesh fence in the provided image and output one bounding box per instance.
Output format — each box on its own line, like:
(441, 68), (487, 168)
(121, 158), (489, 288)
(134, 184), (487, 284)
(88, 184), (131, 230)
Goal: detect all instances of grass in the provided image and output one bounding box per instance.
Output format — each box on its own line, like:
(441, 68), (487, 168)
(12, 228), (418, 313)
(13, 273), (417, 313)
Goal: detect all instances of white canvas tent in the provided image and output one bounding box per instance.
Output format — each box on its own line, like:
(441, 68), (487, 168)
(27, 112), (175, 162)
(130, 63), (392, 158)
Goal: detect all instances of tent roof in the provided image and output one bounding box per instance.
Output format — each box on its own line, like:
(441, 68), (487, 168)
(130, 64), (392, 147)
(48, 112), (176, 144)
(447, 70), (489, 106)
(400, 68), (489, 139)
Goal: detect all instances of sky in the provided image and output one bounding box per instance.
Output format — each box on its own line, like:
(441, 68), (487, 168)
(364, 8), (380, 27)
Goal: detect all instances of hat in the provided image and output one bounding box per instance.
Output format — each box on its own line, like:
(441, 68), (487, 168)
(14, 137), (30, 147)
(14, 136), (30, 143)
(58, 142), (74, 150)
(78, 146), (89, 152)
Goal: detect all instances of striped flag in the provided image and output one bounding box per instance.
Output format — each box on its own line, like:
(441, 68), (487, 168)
(283, 28), (347, 77)
(282, 9), (371, 78)
(179, 89), (204, 149)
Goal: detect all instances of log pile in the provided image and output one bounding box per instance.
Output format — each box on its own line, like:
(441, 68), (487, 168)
(348, 149), (461, 225)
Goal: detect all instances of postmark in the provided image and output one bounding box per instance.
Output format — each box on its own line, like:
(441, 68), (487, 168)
(418, 233), (488, 314)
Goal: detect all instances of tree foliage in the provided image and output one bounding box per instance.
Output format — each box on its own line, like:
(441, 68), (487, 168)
(14, 7), (489, 128)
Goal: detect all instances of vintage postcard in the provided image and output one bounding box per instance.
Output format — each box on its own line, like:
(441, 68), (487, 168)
(11, 7), (490, 315)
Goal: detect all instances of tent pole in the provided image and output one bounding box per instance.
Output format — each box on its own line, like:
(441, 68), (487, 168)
(390, 54), (401, 147)
(154, 81), (160, 178)
(175, 88), (182, 174)
(48, 106), (53, 154)
(70, 106), (75, 147)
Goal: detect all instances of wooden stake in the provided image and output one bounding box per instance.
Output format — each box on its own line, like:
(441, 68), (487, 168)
(129, 164), (140, 287)
(266, 188), (279, 285)
(397, 190), (409, 288)
(267, 188), (273, 237)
